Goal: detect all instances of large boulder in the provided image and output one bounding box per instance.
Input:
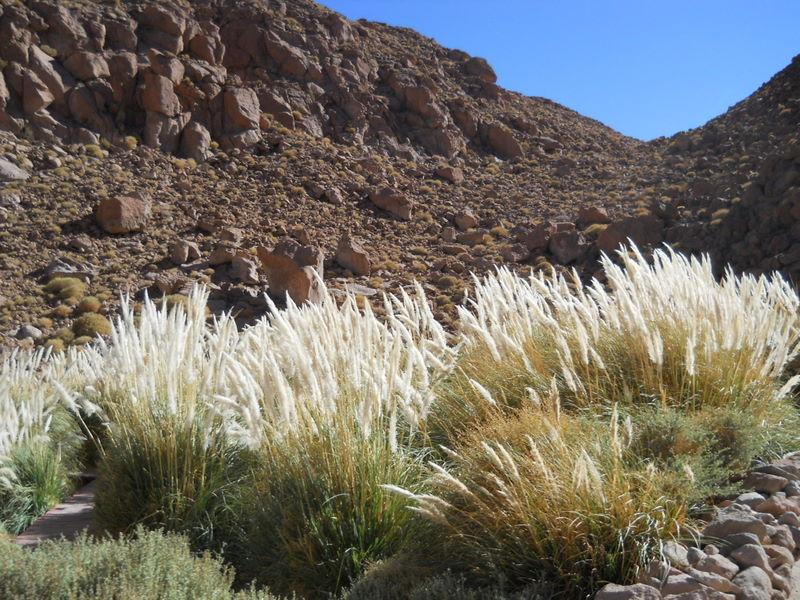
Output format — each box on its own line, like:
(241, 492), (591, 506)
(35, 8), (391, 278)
(464, 56), (497, 83)
(22, 69), (54, 114)
(28, 45), (73, 106)
(144, 111), (190, 153)
(731, 567), (772, 600)
(482, 121), (523, 159)
(336, 234), (371, 276)
(37, 5), (88, 58)
(264, 35), (308, 78)
(404, 85), (445, 122)
(454, 210), (478, 231)
(702, 506), (768, 541)
(63, 51), (110, 81)
(549, 229), (588, 264)
(223, 87), (260, 131)
(435, 165), (464, 185)
(369, 187), (414, 220)
(188, 23), (224, 64)
(578, 206), (611, 226)
(230, 255), (259, 284)
(148, 50), (185, 84)
(180, 121), (212, 162)
(596, 215), (664, 254)
(256, 246), (323, 305)
(521, 220), (557, 252)
(96, 195), (151, 234)
(0, 158), (29, 182)
(139, 71), (181, 116)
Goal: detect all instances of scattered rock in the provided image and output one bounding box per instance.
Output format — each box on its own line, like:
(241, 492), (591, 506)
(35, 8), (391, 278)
(435, 165), (464, 184)
(170, 240), (201, 265)
(336, 234), (371, 276)
(549, 229), (588, 264)
(96, 195), (151, 234)
(15, 325), (43, 340)
(230, 255), (259, 284)
(731, 567), (772, 600)
(369, 187), (414, 220)
(595, 583), (661, 600)
(454, 210), (478, 231)
(0, 158), (29, 181)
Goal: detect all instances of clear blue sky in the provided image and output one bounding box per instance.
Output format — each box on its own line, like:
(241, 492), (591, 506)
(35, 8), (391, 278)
(321, 0), (800, 140)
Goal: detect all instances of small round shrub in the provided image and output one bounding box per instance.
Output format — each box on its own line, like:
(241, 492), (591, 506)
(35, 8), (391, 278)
(72, 313), (112, 338)
(160, 294), (190, 311)
(71, 335), (94, 346)
(77, 296), (102, 314)
(50, 305), (73, 318)
(44, 338), (65, 353)
(54, 327), (75, 343)
(36, 317), (54, 329)
(583, 223), (609, 238)
(44, 277), (87, 301)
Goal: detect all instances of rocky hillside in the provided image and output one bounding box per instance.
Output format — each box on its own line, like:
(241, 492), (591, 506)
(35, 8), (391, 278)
(0, 0), (797, 348)
(656, 55), (800, 279)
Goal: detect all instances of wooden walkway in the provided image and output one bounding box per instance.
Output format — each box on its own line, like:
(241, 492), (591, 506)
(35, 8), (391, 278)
(14, 479), (97, 549)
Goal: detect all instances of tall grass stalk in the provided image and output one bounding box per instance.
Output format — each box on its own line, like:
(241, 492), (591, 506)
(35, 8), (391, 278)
(452, 246), (800, 420)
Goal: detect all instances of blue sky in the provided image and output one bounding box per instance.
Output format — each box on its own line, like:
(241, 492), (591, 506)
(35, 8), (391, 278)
(321, 1), (800, 140)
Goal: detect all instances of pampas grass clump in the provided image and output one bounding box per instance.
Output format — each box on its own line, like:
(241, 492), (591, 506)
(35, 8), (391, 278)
(1, 245), (799, 596)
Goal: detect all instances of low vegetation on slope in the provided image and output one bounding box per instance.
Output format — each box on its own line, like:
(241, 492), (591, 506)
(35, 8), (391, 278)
(1, 246), (799, 599)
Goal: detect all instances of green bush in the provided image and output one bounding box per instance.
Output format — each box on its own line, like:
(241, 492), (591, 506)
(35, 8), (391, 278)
(238, 426), (427, 599)
(629, 403), (800, 504)
(0, 528), (277, 600)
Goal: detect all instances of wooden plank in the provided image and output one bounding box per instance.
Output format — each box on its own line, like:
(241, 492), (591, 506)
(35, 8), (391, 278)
(14, 479), (97, 549)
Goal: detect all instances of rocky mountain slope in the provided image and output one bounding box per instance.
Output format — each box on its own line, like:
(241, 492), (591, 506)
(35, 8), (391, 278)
(0, 0), (797, 348)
